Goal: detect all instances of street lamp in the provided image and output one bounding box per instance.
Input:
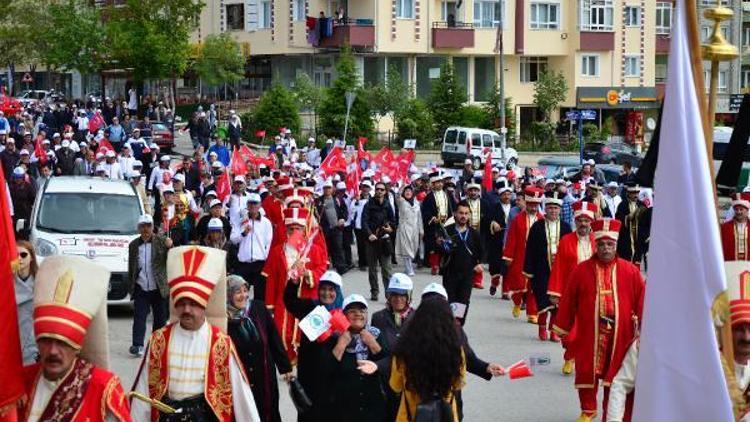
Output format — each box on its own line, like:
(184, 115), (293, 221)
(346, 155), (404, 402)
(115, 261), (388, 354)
(343, 90), (356, 144)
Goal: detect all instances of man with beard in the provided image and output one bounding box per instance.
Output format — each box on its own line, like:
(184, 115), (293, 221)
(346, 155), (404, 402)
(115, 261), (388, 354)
(18, 256), (132, 421)
(488, 178), (514, 297)
(362, 181), (397, 301)
(548, 201), (597, 375)
(615, 183), (645, 264)
(524, 191), (572, 341)
(438, 200), (482, 325)
(553, 219), (645, 422)
(132, 246), (261, 421)
(503, 187), (544, 322)
(465, 178), (490, 289)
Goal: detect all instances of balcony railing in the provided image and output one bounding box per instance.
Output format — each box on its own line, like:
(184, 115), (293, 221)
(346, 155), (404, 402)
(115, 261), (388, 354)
(431, 21), (475, 48)
(318, 18), (375, 49)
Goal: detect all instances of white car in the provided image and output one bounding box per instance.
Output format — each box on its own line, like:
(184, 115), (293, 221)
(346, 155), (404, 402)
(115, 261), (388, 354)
(440, 126), (518, 169)
(18, 176), (144, 304)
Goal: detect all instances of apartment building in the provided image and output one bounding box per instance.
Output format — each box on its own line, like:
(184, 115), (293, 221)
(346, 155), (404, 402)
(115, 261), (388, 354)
(742, 0), (750, 93)
(195, 0), (663, 138)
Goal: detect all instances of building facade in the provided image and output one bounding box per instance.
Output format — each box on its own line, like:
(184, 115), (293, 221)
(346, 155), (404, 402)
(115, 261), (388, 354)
(194, 0), (668, 138)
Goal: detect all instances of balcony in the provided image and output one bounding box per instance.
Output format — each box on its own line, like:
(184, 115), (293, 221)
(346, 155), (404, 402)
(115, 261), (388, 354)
(656, 35), (670, 54)
(319, 19), (375, 49)
(432, 22), (475, 49)
(579, 31), (614, 51)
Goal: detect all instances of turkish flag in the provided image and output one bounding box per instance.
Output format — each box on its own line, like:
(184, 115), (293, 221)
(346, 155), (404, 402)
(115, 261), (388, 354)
(215, 170), (231, 202)
(319, 147), (347, 176)
(0, 163), (24, 414)
(98, 139), (115, 155)
(88, 112), (105, 134)
(34, 139), (47, 166)
(357, 137), (371, 163)
(230, 148), (247, 176)
(345, 161), (361, 198)
(483, 149), (493, 191)
(239, 145), (254, 162)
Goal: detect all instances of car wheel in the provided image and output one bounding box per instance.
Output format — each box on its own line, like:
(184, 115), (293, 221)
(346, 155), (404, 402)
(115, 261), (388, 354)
(472, 157), (482, 170)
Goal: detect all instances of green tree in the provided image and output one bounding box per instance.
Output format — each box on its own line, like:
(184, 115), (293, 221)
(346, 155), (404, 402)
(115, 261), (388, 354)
(291, 73), (322, 134)
(427, 62), (467, 137)
(245, 82), (301, 141)
(533, 70), (568, 123)
(484, 84), (515, 138)
(35, 0), (106, 75)
(194, 33), (245, 87)
(366, 65), (410, 130)
(318, 46), (374, 140)
(396, 98), (435, 147)
(0, 0), (46, 91)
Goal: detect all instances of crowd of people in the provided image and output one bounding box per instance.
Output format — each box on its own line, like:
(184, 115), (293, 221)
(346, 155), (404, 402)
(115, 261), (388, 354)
(7, 103), (675, 422)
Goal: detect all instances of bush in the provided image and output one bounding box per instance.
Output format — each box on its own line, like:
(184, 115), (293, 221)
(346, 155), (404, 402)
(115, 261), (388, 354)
(427, 62), (467, 137)
(396, 98), (435, 148)
(583, 123), (610, 143)
(529, 121), (556, 149)
(458, 105), (492, 129)
(242, 82), (301, 143)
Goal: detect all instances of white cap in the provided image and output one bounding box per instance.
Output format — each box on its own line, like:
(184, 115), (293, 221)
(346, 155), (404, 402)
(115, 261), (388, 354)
(211, 161), (223, 168)
(607, 181), (618, 189)
(206, 190), (218, 198)
(61, 140), (70, 148)
(422, 282), (448, 300)
(52, 132), (61, 138)
(105, 150), (115, 158)
(129, 170), (142, 178)
(336, 181), (347, 190)
(323, 179), (333, 188)
(234, 175), (246, 183)
(464, 159), (472, 165)
(138, 214), (154, 225)
(162, 186), (175, 194)
(382, 176), (391, 184)
(19, 149), (29, 155)
(320, 270), (343, 287)
(308, 137), (315, 142)
(160, 155), (171, 162)
(207, 218), (224, 231)
(42, 139), (51, 145)
(343, 293), (368, 310)
(360, 180), (373, 189)
(95, 152), (104, 159)
(585, 159), (596, 166)
(209, 151), (218, 157)
(173, 173), (185, 183)
(326, 139), (333, 144)
(12, 166), (26, 177)
(132, 160), (143, 168)
(247, 193), (262, 203)
(209, 199), (222, 208)
(387, 273), (414, 294)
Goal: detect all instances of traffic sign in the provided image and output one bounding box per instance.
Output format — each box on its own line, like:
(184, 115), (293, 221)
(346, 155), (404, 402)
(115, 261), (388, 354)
(566, 111), (580, 120)
(730, 94), (745, 113)
(581, 109), (597, 120)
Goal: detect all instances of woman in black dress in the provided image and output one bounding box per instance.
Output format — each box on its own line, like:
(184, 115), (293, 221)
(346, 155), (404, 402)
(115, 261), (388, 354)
(226, 275), (293, 422)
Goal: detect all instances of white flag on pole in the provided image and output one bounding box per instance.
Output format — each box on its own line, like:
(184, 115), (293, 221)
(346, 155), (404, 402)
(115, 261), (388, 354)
(632, 0), (732, 419)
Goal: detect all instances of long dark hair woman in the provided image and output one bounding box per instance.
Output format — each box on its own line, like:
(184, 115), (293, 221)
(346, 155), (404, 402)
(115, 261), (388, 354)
(389, 295), (465, 422)
(226, 275), (293, 422)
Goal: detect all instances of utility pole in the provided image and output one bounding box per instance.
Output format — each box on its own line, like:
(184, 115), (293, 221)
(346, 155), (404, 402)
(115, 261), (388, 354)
(494, 9), (507, 164)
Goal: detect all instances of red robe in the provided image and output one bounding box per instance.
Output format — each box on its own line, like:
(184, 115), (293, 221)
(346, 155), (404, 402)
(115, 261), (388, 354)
(548, 232), (595, 297)
(720, 220), (750, 261)
(20, 359), (131, 422)
(263, 239), (328, 362)
(502, 210), (543, 294)
(262, 195), (285, 246)
(553, 257), (645, 388)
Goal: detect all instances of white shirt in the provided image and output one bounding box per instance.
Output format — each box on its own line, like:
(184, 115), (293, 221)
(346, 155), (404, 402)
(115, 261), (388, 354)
(148, 166), (170, 191)
(230, 215), (273, 263)
(118, 155), (135, 177)
(102, 161), (123, 180)
(137, 241), (156, 291)
(352, 197), (369, 230)
(737, 361), (750, 391)
(225, 192), (251, 228)
(132, 322), (261, 422)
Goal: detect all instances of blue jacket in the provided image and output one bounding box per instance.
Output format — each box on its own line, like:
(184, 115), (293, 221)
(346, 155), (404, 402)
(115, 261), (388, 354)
(208, 144), (230, 166)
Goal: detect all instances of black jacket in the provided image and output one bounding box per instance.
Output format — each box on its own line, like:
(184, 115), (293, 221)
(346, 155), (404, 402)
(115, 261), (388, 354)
(361, 196), (396, 237)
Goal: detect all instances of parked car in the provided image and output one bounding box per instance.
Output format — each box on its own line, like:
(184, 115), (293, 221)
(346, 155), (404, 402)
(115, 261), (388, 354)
(17, 89), (66, 107)
(536, 156), (632, 184)
(441, 126), (518, 169)
(582, 142), (643, 167)
(146, 121), (175, 152)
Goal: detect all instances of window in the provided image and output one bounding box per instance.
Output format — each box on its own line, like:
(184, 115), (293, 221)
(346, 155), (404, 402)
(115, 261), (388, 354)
(581, 55), (599, 77)
(655, 63), (667, 83)
(721, 26), (729, 42)
(530, 2), (560, 29)
(656, 2), (672, 35)
(624, 55), (640, 77)
(259, 0), (272, 28)
(742, 68), (750, 90)
(293, 0), (304, 21)
(702, 68), (728, 93)
(397, 0), (414, 18)
(442, 0), (459, 22)
(719, 70), (728, 93)
(624, 6), (640, 27)
(520, 57), (548, 83)
(474, 0), (504, 28)
(226, 3), (245, 30)
(744, 26), (750, 47)
(580, 0), (613, 31)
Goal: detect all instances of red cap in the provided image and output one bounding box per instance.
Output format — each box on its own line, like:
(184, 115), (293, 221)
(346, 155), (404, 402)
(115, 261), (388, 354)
(524, 187), (544, 203)
(591, 218), (621, 241)
(284, 207), (310, 226)
(572, 201), (598, 221)
(281, 187), (314, 207)
(732, 193), (750, 210)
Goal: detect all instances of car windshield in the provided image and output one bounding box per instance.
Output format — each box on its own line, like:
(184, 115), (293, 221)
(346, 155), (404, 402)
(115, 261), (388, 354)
(36, 192), (140, 235)
(152, 123), (168, 131)
(445, 129), (457, 144)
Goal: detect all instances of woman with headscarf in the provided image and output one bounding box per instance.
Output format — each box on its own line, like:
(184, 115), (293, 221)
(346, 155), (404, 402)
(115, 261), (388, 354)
(395, 185), (423, 276)
(227, 275), (293, 422)
(330, 293), (388, 422)
(283, 270), (343, 422)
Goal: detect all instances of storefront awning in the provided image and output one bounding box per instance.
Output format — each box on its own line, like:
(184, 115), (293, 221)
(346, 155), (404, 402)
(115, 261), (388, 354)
(576, 87), (659, 110)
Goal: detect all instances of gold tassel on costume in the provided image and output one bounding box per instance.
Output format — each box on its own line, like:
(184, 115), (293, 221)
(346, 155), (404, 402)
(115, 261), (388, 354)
(720, 353), (746, 420)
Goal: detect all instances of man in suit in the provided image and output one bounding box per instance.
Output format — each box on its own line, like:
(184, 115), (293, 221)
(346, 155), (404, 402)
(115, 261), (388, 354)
(421, 172), (457, 275)
(488, 178), (514, 297)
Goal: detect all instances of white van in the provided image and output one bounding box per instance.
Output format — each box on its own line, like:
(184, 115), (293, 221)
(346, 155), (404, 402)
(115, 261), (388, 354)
(19, 176), (144, 304)
(441, 126), (519, 169)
